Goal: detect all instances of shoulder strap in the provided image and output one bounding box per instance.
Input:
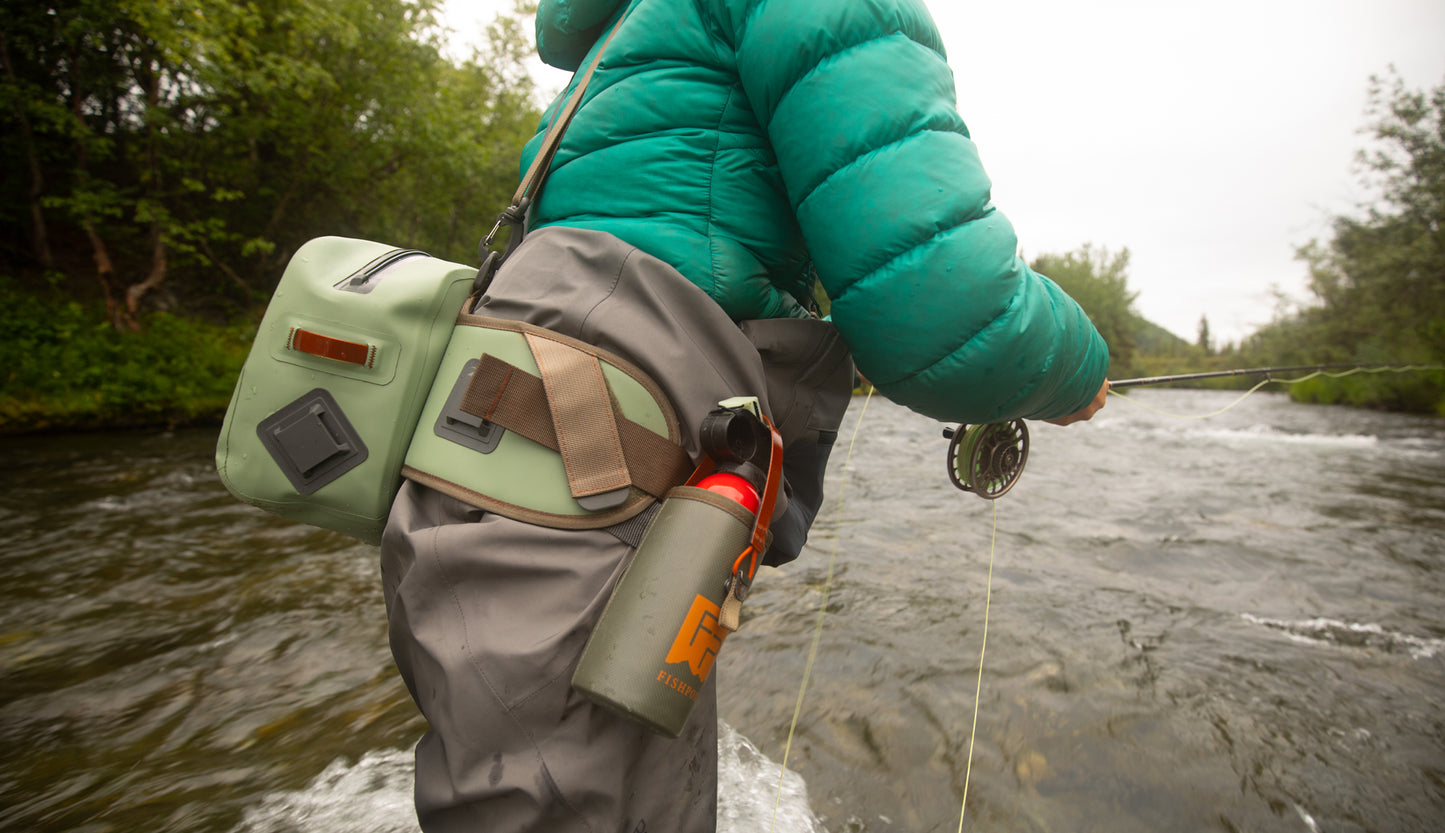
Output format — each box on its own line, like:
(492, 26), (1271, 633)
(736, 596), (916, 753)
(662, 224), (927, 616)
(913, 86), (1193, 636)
(473, 7), (633, 296)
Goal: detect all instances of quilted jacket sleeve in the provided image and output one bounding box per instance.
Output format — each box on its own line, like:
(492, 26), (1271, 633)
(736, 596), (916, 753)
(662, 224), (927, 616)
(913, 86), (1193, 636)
(722, 0), (1109, 423)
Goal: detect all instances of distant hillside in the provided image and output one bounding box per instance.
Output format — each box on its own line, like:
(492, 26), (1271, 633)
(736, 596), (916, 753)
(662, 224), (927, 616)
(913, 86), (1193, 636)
(1117, 315), (1208, 380)
(1134, 317), (1192, 356)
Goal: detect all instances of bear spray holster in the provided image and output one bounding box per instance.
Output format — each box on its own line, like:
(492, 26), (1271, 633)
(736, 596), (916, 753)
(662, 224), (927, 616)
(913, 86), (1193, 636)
(572, 397), (783, 736)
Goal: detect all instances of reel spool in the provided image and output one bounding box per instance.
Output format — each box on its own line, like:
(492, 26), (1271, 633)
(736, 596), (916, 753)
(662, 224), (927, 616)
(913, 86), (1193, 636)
(944, 420), (1029, 500)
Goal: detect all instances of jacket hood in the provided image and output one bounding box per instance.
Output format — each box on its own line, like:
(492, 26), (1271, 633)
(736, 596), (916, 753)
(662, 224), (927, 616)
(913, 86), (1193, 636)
(536, 0), (627, 71)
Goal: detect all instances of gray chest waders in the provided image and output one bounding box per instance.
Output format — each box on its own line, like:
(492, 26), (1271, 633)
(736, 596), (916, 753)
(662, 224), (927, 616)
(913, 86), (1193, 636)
(393, 223), (855, 739)
(399, 233), (846, 739)
(217, 0), (858, 742)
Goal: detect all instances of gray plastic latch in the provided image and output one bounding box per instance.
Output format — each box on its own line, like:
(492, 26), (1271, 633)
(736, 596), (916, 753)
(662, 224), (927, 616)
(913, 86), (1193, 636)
(257, 388), (369, 495)
(434, 359), (504, 454)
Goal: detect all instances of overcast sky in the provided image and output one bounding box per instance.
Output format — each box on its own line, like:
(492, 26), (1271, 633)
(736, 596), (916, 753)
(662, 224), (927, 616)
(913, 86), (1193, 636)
(440, 0), (1445, 344)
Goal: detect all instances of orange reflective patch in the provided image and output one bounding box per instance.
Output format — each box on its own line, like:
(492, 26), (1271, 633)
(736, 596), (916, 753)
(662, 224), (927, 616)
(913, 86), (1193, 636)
(664, 594), (728, 682)
(288, 328), (374, 367)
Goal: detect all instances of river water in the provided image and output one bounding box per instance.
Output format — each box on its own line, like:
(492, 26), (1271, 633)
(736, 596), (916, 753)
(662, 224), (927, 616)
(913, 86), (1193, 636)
(1, 389), (1441, 832)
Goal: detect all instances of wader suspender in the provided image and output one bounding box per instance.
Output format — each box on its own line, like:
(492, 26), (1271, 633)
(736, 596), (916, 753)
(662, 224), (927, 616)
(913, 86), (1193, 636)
(473, 8), (633, 296)
(467, 13), (658, 510)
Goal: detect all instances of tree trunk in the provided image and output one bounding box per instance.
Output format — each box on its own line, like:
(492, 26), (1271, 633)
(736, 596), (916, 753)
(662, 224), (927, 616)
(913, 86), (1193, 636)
(120, 52), (166, 327)
(82, 220), (139, 331)
(125, 226), (167, 318)
(0, 31), (55, 268)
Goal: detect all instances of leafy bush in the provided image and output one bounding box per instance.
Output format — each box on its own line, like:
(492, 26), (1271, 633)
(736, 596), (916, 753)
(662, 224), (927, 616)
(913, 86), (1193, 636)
(0, 278), (255, 432)
(1238, 72), (1445, 414)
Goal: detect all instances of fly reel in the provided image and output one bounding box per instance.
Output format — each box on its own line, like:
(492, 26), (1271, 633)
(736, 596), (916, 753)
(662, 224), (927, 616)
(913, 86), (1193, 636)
(943, 420), (1029, 500)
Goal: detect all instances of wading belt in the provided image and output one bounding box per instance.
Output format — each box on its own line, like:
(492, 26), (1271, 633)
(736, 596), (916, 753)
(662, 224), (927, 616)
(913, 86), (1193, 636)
(402, 315), (692, 532)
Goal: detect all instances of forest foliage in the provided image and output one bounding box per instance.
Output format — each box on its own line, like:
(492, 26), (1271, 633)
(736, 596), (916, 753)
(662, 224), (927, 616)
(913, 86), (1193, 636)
(1029, 71), (1444, 413)
(1238, 72), (1445, 413)
(1, 0), (541, 430)
(0, 3), (1440, 430)
(0, 0), (539, 328)
(1030, 245), (1140, 375)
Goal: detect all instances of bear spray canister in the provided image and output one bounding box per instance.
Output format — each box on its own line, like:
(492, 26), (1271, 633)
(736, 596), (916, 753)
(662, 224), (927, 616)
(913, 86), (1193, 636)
(572, 397), (781, 736)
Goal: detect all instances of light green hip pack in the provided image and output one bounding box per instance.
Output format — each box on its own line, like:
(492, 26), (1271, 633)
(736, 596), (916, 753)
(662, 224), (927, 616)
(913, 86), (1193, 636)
(215, 238), (475, 544)
(215, 235), (689, 544)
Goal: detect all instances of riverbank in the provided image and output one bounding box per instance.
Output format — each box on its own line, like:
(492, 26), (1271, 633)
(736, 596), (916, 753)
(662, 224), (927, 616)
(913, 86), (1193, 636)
(4, 283), (1441, 435)
(0, 281), (255, 435)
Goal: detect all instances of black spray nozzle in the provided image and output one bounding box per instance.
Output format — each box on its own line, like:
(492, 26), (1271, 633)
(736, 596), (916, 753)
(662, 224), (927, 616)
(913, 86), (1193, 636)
(699, 407), (770, 490)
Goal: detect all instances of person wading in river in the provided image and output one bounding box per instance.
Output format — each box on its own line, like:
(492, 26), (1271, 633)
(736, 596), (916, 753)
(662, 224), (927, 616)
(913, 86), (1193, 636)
(380, 0), (1110, 830)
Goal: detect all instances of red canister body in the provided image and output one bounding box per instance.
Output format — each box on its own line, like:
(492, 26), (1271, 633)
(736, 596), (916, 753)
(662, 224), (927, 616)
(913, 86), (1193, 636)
(694, 471), (760, 514)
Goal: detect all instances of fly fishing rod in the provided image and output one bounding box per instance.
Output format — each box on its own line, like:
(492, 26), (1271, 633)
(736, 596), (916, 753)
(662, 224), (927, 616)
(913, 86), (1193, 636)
(942, 362), (1441, 500)
(1108, 363), (1408, 389)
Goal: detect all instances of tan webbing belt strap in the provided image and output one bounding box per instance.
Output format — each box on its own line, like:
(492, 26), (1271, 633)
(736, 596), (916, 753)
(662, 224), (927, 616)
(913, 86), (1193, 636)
(524, 333), (631, 500)
(458, 353), (693, 501)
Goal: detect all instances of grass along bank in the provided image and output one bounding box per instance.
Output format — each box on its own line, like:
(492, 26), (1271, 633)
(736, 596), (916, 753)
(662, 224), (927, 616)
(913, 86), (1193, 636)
(1, 279), (255, 434)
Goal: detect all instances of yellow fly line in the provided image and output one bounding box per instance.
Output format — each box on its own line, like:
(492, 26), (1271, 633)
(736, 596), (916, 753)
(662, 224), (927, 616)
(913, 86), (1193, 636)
(772, 389), (873, 830)
(768, 387), (1000, 832)
(957, 499), (999, 831)
(1108, 363), (1443, 420)
(1108, 378), (1274, 420)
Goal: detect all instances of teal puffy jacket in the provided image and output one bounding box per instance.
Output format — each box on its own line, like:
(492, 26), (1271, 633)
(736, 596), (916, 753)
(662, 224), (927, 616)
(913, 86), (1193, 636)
(521, 0), (1109, 423)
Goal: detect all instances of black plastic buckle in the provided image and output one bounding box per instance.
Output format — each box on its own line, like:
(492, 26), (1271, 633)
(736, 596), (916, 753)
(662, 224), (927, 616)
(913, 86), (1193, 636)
(472, 199), (531, 297)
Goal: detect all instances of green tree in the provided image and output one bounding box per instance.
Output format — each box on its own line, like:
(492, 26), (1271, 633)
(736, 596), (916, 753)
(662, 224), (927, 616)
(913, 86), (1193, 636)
(1031, 244), (1140, 375)
(1241, 70), (1445, 412)
(0, 0), (540, 327)
(1196, 314), (1212, 355)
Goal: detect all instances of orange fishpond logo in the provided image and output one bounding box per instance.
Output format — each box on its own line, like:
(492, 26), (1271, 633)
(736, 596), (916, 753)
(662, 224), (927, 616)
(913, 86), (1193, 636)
(662, 594), (729, 695)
